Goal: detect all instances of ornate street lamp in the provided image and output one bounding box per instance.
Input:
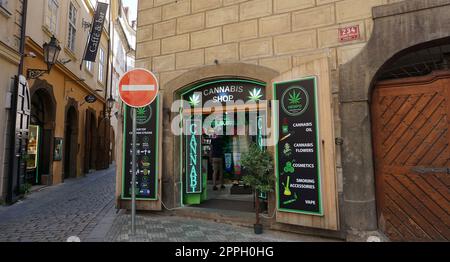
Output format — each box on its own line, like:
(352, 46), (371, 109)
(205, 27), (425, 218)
(27, 35), (61, 79)
(106, 96), (116, 118)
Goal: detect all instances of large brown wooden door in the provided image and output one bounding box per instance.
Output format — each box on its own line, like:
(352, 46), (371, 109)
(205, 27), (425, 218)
(372, 71), (450, 241)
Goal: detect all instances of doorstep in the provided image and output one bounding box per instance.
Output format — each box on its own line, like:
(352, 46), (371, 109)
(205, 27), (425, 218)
(164, 207), (344, 241)
(30, 185), (49, 193)
(168, 206), (272, 229)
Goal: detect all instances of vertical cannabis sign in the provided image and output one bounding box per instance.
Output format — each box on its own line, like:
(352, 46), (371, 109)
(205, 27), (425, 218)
(185, 117), (202, 194)
(274, 77), (323, 216)
(122, 97), (160, 200)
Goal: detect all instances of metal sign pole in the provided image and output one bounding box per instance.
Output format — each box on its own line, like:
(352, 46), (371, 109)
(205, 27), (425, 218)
(131, 107), (137, 235)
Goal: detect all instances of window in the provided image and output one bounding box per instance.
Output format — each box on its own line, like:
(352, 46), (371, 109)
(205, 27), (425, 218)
(0, 0), (11, 17)
(0, 0), (8, 8)
(98, 48), (105, 83)
(67, 2), (77, 52)
(45, 0), (59, 34)
(85, 60), (93, 73)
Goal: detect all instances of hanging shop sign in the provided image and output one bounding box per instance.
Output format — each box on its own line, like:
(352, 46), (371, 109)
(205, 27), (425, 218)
(82, 2), (109, 62)
(185, 118), (202, 194)
(183, 79), (266, 107)
(84, 95), (97, 104)
(122, 97), (160, 200)
(274, 77), (323, 216)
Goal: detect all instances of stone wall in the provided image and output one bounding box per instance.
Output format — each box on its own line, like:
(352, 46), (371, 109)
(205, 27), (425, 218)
(137, 0), (403, 85)
(135, 0), (402, 206)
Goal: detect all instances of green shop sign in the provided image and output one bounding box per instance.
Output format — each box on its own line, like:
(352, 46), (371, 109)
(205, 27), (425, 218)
(185, 118), (202, 194)
(122, 97), (160, 201)
(274, 77), (323, 216)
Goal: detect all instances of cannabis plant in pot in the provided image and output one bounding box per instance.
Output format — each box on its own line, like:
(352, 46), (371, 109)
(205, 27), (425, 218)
(241, 143), (275, 234)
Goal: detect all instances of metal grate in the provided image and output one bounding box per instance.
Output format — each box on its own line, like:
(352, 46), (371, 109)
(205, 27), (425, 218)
(378, 44), (450, 81)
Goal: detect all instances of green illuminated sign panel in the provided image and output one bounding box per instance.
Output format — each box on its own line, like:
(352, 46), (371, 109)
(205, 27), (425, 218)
(274, 77), (323, 216)
(122, 96), (160, 201)
(185, 119), (202, 194)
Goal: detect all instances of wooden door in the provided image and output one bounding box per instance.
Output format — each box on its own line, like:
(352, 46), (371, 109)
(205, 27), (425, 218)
(372, 71), (450, 241)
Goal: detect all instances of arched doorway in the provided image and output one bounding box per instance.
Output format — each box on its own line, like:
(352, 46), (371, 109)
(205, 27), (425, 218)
(97, 116), (111, 170)
(340, 1), (450, 241)
(84, 109), (97, 173)
(160, 63), (278, 210)
(371, 41), (450, 241)
(64, 99), (79, 180)
(29, 80), (56, 186)
(178, 78), (268, 210)
(109, 126), (115, 165)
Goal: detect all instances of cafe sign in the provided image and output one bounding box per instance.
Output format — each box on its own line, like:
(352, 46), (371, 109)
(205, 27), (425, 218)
(274, 77), (323, 216)
(82, 2), (108, 62)
(84, 95), (97, 104)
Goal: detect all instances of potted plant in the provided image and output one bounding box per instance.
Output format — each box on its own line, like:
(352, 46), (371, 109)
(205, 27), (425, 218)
(20, 183), (32, 197)
(241, 143), (275, 234)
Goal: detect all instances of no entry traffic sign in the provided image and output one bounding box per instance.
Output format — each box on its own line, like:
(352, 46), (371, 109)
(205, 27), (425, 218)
(118, 68), (159, 235)
(119, 68), (159, 108)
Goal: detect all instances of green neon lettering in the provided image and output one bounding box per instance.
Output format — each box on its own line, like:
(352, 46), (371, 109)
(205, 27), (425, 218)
(189, 123), (199, 192)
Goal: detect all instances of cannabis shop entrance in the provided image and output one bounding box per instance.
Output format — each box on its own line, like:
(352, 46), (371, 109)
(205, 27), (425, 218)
(180, 79), (268, 213)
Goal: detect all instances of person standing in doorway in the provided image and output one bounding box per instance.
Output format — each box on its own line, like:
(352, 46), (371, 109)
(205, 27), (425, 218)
(210, 128), (225, 191)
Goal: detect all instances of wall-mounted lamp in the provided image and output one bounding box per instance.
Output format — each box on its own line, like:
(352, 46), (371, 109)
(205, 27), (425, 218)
(82, 18), (92, 31)
(27, 35), (61, 79)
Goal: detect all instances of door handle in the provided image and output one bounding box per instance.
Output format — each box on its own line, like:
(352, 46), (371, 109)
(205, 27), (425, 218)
(411, 167), (450, 174)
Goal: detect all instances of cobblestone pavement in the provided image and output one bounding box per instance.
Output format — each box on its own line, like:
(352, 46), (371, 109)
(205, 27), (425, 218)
(0, 167), (116, 242)
(105, 214), (337, 242)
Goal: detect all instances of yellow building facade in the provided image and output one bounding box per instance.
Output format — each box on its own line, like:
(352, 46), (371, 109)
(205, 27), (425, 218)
(22, 0), (112, 187)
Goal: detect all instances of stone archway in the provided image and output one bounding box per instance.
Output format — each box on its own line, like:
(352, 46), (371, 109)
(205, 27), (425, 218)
(63, 98), (79, 180)
(96, 116), (111, 170)
(30, 80), (57, 185)
(110, 126), (115, 165)
(339, 0), (450, 234)
(162, 63), (279, 208)
(84, 108), (97, 173)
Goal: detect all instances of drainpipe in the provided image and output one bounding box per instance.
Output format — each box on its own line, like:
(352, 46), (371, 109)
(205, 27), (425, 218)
(6, 0), (28, 203)
(18, 0), (28, 76)
(103, 3), (113, 169)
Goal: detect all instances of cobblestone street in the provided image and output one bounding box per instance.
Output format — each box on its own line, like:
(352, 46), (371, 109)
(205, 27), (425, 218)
(0, 167), (116, 242)
(105, 214), (336, 242)
(0, 166), (335, 242)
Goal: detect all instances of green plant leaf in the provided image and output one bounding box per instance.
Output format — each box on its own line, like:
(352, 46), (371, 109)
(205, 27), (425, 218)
(248, 88), (263, 102)
(137, 107), (146, 116)
(188, 94), (201, 106)
(288, 91), (302, 105)
(240, 143), (275, 194)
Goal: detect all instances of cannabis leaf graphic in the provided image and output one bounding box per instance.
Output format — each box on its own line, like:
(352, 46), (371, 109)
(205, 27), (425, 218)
(288, 91), (302, 105)
(248, 88), (263, 102)
(188, 94), (201, 106)
(137, 107), (147, 116)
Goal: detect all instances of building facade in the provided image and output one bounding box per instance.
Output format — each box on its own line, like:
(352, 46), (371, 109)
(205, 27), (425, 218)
(19, 0), (113, 190)
(0, 0), (25, 204)
(1, 0), (114, 202)
(110, 0), (136, 150)
(127, 0), (450, 241)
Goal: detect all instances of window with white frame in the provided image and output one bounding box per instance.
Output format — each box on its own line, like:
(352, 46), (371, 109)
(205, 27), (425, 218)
(45, 0), (59, 34)
(0, 0), (8, 8)
(67, 2), (77, 52)
(85, 60), (93, 73)
(98, 48), (105, 83)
